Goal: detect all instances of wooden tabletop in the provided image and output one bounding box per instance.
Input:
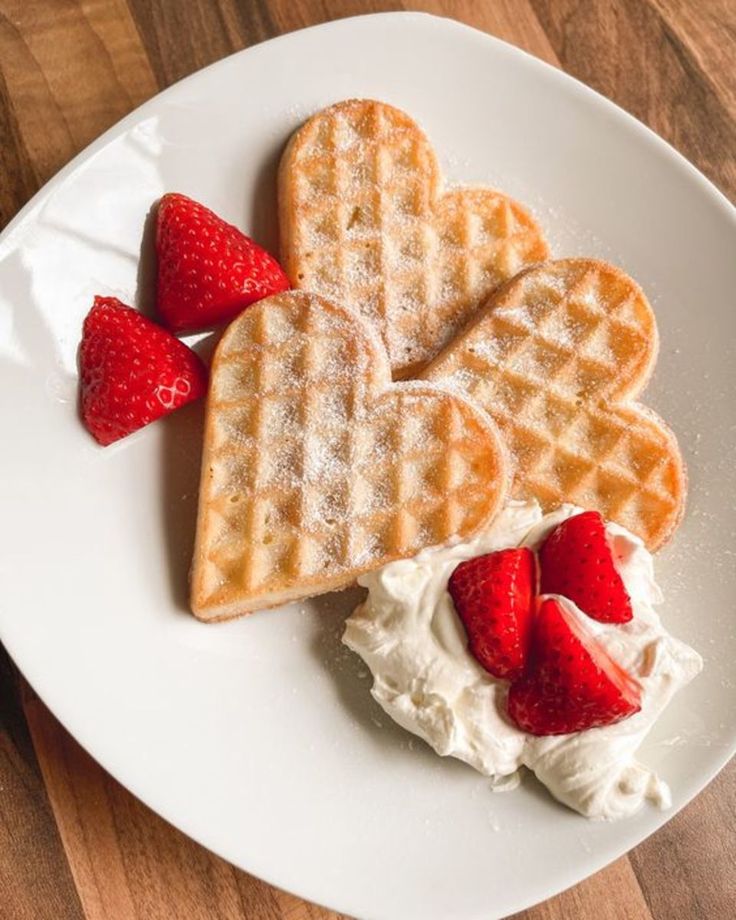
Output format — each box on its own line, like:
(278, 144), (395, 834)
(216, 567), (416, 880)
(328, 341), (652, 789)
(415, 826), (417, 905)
(1, 2), (735, 918)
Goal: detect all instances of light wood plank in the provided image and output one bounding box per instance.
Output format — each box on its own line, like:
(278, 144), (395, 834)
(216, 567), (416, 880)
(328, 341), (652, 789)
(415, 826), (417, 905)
(0, 64), (38, 227)
(24, 693), (348, 920)
(0, 0), (157, 192)
(510, 856), (653, 920)
(629, 760), (736, 918)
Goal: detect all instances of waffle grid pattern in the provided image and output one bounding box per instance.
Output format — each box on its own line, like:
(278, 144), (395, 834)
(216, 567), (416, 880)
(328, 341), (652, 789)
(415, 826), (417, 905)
(280, 99), (549, 375)
(423, 260), (684, 548)
(192, 292), (507, 618)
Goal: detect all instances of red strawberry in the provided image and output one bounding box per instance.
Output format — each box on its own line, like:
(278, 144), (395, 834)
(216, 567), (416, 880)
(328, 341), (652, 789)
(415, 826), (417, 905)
(80, 296), (208, 446)
(156, 193), (290, 332)
(448, 548), (536, 681)
(507, 597), (641, 735)
(539, 511), (633, 623)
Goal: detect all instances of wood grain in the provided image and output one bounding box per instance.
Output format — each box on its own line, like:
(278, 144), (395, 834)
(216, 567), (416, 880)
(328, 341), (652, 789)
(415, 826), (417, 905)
(628, 762), (736, 918)
(22, 692), (344, 920)
(0, 1), (734, 919)
(0, 650), (84, 920)
(510, 856), (653, 920)
(530, 0), (736, 196)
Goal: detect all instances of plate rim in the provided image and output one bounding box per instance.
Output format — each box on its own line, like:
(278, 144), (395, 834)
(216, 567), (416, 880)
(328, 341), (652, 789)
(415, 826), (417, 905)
(1, 11), (735, 920)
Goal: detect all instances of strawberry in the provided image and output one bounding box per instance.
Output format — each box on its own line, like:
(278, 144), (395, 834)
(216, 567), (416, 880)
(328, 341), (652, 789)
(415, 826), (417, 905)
(539, 511), (633, 623)
(156, 193), (290, 332)
(79, 296), (208, 446)
(507, 597), (641, 735)
(448, 548), (536, 681)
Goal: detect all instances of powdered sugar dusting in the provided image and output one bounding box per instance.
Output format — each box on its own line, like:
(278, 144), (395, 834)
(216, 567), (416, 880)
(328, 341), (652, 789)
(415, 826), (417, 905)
(196, 292), (505, 607)
(283, 100), (548, 373)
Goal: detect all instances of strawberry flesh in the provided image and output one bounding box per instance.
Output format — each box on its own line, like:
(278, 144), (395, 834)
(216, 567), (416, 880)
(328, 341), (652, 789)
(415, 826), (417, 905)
(80, 296), (208, 446)
(539, 511), (633, 623)
(156, 192), (290, 333)
(507, 597), (641, 735)
(448, 548), (536, 681)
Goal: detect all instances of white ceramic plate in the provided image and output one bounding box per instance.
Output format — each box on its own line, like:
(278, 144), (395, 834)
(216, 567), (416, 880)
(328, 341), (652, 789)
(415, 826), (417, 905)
(1, 13), (734, 920)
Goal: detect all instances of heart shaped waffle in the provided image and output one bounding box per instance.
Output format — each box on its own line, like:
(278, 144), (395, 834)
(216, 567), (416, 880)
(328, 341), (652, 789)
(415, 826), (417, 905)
(191, 291), (510, 620)
(279, 99), (549, 377)
(422, 259), (686, 549)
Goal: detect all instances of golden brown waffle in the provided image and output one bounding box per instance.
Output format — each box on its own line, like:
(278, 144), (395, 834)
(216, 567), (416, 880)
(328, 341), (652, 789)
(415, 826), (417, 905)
(422, 259), (686, 550)
(279, 99), (549, 377)
(191, 291), (510, 620)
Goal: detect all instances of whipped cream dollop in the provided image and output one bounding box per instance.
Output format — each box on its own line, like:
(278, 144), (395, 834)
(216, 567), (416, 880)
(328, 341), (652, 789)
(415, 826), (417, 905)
(343, 501), (702, 820)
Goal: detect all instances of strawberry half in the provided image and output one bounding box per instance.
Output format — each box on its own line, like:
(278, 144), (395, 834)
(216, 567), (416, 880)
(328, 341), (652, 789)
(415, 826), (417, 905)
(448, 548), (536, 681)
(80, 296), (208, 446)
(507, 597), (641, 735)
(539, 511), (633, 623)
(156, 193), (290, 332)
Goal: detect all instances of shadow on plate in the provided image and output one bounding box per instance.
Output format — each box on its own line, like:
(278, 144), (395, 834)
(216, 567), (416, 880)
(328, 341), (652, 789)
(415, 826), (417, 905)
(306, 591), (565, 806)
(245, 136), (284, 256)
(308, 587), (470, 773)
(159, 400), (205, 614)
(152, 126), (286, 615)
(135, 200), (158, 319)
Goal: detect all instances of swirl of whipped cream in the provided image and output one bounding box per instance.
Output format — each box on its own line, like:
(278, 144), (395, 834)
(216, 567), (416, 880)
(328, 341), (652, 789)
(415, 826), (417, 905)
(343, 501), (702, 820)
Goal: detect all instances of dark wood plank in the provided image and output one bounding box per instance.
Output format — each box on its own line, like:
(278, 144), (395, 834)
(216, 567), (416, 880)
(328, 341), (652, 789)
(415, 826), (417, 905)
(239, 0), (561, 67)
(125, 0), (262, 87)
(0, 65), (38, 228)
(0, 651), (84, 920)
(510, 856), (652, 920)
(529, 0), (736, 200)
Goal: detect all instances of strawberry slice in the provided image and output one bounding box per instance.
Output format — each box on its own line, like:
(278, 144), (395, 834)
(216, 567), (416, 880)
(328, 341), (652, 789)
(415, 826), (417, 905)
(507, 597), (641, 735)
(448, 548), (536, 681)
(156, 192), (290, 332)
(539, 511), (633, 623)
(80, 296), (208, 446)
